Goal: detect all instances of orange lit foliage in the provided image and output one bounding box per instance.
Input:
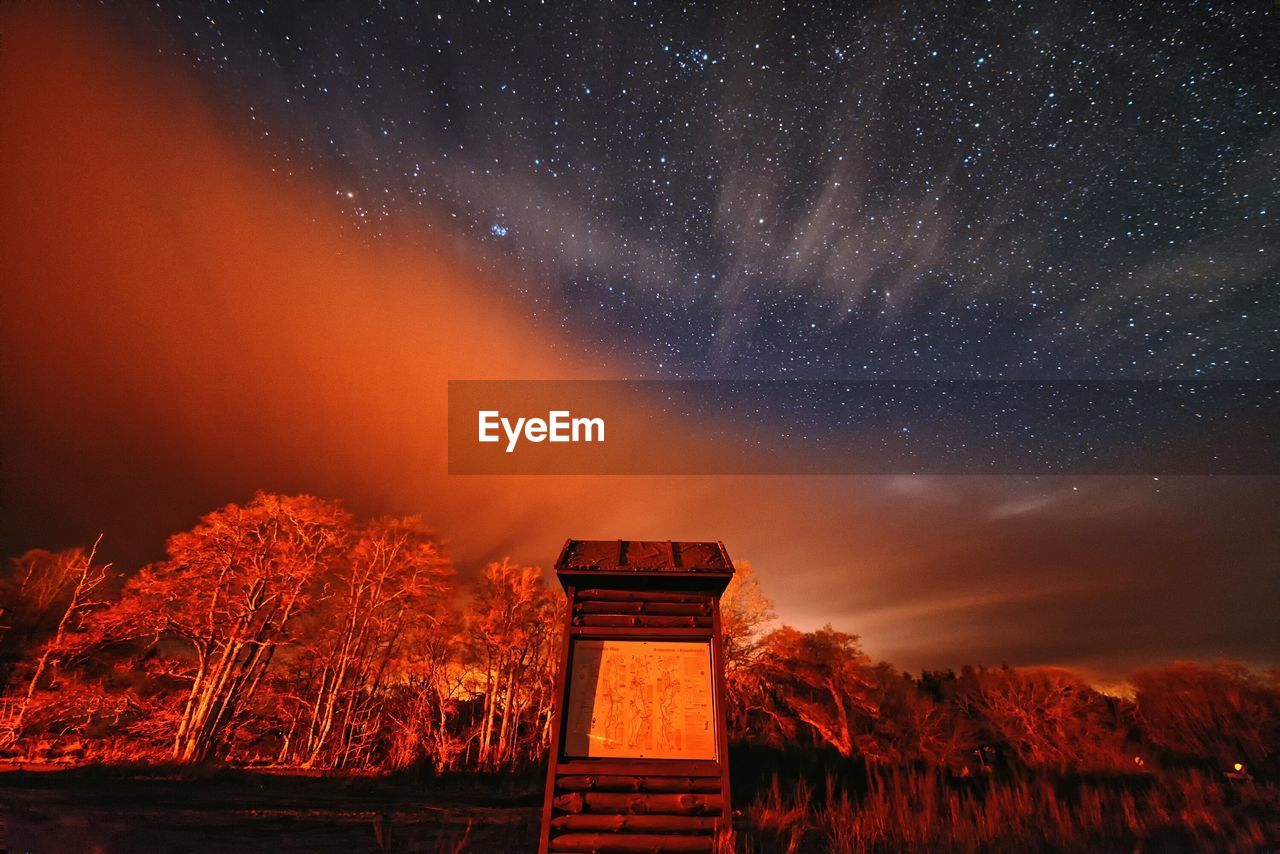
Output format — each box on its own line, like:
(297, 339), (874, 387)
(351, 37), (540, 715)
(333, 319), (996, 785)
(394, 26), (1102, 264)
(465, 559), (563, 770)
(0, 493), (574, 771)
(956, 665), (1131, 771)
(3, 492), (1280, 794)
(864, 665), (976, 770)
(111, 493), (351, 763)
(278, 516), (453, 770)
(383, 598), (467, 772)
(746, 766), (1278, 852)
(719, 560), (777, 734)
(1, 539), (115, 745)
(1133, 661), (1280, 772)
(746, 625), (880, 758)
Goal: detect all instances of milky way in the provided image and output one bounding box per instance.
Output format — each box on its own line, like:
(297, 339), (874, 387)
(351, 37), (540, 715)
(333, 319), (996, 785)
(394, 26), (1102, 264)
(135, 1), (1277, 382)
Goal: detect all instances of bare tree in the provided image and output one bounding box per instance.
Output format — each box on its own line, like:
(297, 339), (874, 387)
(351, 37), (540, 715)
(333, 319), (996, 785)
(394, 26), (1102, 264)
(958, 666), (1126, 771)
(720, 561), (777, 738)
(751, 625), (879, 758)
(5, 536), (112, 743)
(114, 493), (350, 763)
(465, 559), (560, 770)
(290, 516), (453, 769)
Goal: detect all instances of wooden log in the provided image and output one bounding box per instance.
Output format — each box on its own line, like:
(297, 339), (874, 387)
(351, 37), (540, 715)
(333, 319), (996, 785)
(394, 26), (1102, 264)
(554, 791), (586, 814)
(576, 590), (711, 604)
(557, 775), (720, 793)
(555, 759), (720, 778)
(553, 793), (724, 815)
(549, 833), (713, 853)
(576, 602), (711, 616)
(568, 626), (713, 640)
(550, 815), (716, 833)
(575, 615), (712, 629)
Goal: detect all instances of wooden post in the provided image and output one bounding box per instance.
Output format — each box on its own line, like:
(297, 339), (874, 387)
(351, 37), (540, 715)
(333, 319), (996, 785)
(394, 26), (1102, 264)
(710, 595), (733, 835)
(538, 583), (576, 854)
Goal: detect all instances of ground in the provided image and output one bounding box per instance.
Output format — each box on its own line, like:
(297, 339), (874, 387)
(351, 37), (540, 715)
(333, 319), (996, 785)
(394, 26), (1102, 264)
(0, 766), (542, 853)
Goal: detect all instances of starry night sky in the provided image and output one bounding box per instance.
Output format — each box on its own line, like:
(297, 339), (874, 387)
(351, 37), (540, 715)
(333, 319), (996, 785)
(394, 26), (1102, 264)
(134, 0), (1277, 382)
(3, 2), (1279, 677)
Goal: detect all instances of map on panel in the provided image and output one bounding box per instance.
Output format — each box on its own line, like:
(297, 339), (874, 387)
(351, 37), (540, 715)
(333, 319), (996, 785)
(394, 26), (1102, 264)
(563, 640), (716, 760)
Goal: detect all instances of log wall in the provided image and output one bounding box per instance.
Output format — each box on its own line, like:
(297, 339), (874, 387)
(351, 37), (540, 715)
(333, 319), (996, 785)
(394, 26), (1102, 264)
(572, 589), (714, 629)
(546, 769), (723, 853)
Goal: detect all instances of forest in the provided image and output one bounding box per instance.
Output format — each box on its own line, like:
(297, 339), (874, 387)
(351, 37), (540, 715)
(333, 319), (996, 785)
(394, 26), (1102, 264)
(2, 491), (1278, 850)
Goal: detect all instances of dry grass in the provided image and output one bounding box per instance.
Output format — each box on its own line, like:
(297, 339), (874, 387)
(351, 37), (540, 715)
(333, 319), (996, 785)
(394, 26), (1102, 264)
(739, 767), (1280, 852)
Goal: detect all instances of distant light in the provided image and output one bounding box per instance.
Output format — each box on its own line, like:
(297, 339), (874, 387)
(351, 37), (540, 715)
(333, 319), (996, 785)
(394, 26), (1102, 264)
(1234, 762), (1244, 772)
(491, 224), (509, 237)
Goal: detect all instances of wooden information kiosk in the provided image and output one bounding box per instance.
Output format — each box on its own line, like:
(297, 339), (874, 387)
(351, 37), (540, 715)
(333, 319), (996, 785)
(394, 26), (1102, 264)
(539, 540), (735, 853)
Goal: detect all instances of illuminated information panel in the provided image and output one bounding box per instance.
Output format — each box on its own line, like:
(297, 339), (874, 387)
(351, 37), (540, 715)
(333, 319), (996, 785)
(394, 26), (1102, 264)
(563, 640), (716, 760)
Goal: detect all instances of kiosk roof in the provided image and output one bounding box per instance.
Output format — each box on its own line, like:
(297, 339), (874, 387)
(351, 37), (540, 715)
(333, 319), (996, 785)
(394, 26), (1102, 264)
(556, 539), (734, 574)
